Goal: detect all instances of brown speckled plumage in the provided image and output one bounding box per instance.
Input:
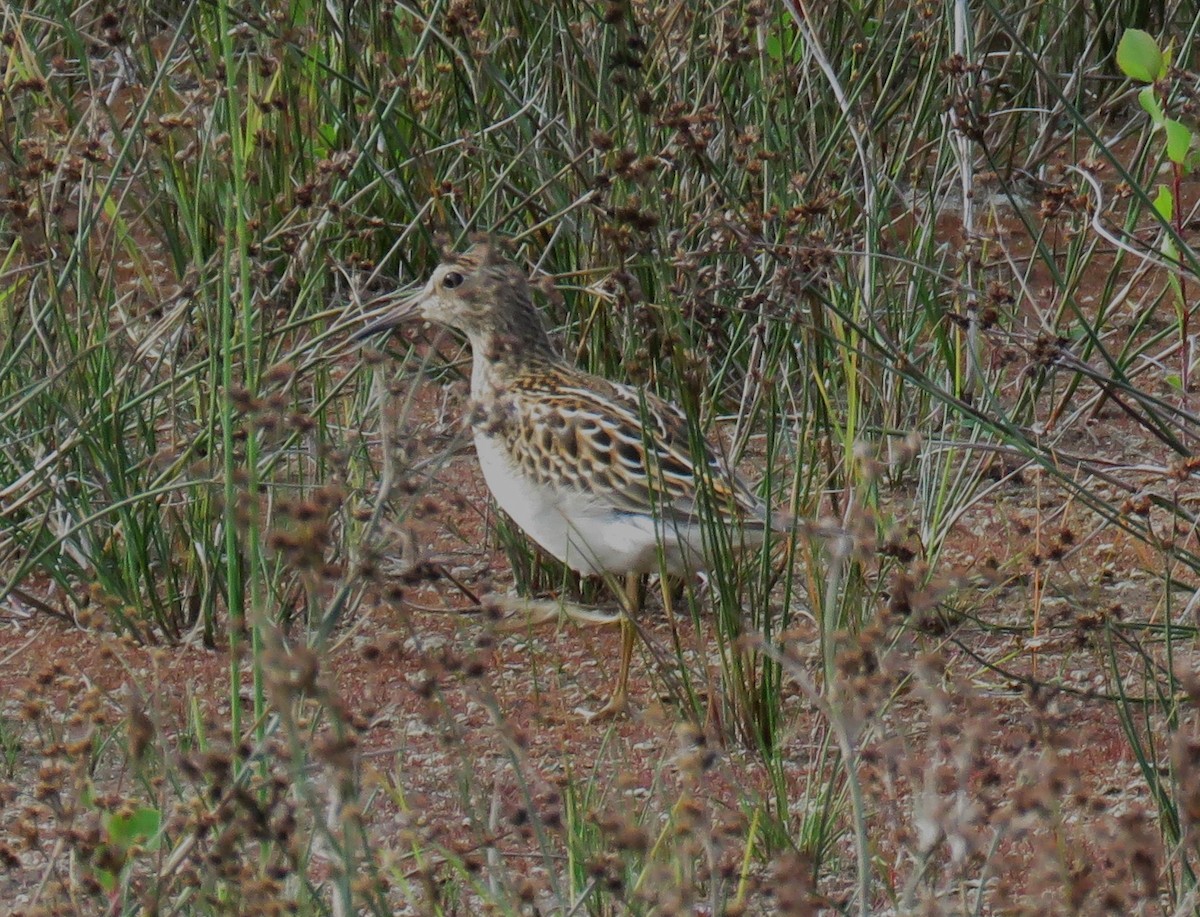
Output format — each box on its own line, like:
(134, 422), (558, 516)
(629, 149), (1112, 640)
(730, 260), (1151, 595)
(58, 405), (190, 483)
(357, 239), (785, 717)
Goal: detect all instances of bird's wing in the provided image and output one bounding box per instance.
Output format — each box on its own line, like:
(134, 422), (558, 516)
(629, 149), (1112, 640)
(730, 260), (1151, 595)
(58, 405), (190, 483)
(496, 365), (772, 530)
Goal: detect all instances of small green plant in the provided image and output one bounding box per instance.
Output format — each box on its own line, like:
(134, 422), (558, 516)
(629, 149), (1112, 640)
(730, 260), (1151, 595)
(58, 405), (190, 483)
(1117, 28), (1200, 391)
(0, 716), (22, 779)
(93, 804), (163, 895)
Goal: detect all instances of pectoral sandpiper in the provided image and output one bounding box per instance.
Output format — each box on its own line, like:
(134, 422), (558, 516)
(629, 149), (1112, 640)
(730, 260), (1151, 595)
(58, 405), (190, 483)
(357, 240), (785, 717)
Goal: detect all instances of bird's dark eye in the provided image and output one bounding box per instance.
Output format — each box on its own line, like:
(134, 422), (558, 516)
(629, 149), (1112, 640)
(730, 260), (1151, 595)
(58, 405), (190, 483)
(442, 271), (464, 289)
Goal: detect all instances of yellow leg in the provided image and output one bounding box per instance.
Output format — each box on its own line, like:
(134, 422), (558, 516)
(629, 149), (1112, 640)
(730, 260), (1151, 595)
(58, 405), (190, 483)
(590, 574), (641, 719)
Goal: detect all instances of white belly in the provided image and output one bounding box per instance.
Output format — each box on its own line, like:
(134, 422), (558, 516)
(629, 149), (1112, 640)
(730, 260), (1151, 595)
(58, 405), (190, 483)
(472, 430), (702, 576)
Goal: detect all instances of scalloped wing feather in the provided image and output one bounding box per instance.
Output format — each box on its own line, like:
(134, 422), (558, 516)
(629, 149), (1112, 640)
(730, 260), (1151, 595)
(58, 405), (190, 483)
(498, 364), (773, 531)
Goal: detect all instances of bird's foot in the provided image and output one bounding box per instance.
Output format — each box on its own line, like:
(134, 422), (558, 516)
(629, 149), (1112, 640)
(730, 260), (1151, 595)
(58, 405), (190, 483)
(582, 690), (629, 721)
(483, 592), (621, 631)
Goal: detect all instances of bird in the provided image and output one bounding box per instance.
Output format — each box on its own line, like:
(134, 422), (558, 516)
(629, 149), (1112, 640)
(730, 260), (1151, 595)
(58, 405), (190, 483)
(356, 239), (786, 718)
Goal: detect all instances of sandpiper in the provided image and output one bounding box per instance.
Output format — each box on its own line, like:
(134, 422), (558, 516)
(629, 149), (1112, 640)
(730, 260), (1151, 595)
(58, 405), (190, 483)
(357, 240), (784, 717)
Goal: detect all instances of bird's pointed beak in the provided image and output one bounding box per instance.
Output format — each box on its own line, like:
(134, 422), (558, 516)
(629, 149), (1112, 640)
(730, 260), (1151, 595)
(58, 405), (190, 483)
(351, 287), (423, 342)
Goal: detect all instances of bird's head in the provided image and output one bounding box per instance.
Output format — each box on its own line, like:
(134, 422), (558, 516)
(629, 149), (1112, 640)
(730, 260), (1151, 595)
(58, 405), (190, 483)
(355, 240), (553, 359)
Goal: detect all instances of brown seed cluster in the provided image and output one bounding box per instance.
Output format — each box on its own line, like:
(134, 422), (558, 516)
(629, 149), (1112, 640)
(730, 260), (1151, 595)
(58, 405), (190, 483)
(2, 0), (1198, 911)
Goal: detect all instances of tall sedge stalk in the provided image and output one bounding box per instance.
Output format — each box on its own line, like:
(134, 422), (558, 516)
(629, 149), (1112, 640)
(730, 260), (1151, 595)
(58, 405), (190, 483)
(5, 0), (1200, 912)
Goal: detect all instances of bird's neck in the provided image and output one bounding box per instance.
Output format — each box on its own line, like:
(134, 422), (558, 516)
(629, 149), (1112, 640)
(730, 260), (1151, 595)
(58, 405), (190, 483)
(467, 324), (559, 398)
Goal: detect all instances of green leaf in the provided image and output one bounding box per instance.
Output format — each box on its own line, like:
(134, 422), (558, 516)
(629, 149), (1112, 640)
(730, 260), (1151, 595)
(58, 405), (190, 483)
(1138, 87), (1164, 125)
(764, 15), (803, 63)
(1167, 373), (1184, 391)
(315, 123), (338, 158)
(1118, 29), (1163, 83)
(106, 807), (161, 848)
(1154, 185), (1174, 221)
(1165, 119), (1192, 164)
(1163, 237), (1185, 313)
(125, 807), (161, 841)
(1162, 234), (1179, 261)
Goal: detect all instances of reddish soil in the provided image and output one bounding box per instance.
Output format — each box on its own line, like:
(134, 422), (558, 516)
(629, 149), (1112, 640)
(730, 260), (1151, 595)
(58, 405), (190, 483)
(0, 356), (1181, 911)
(2, 166), (1194, 909)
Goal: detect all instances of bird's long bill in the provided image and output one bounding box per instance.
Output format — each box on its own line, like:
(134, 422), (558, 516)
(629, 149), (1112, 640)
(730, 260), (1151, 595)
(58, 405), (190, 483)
(351, 288), (423, 342)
